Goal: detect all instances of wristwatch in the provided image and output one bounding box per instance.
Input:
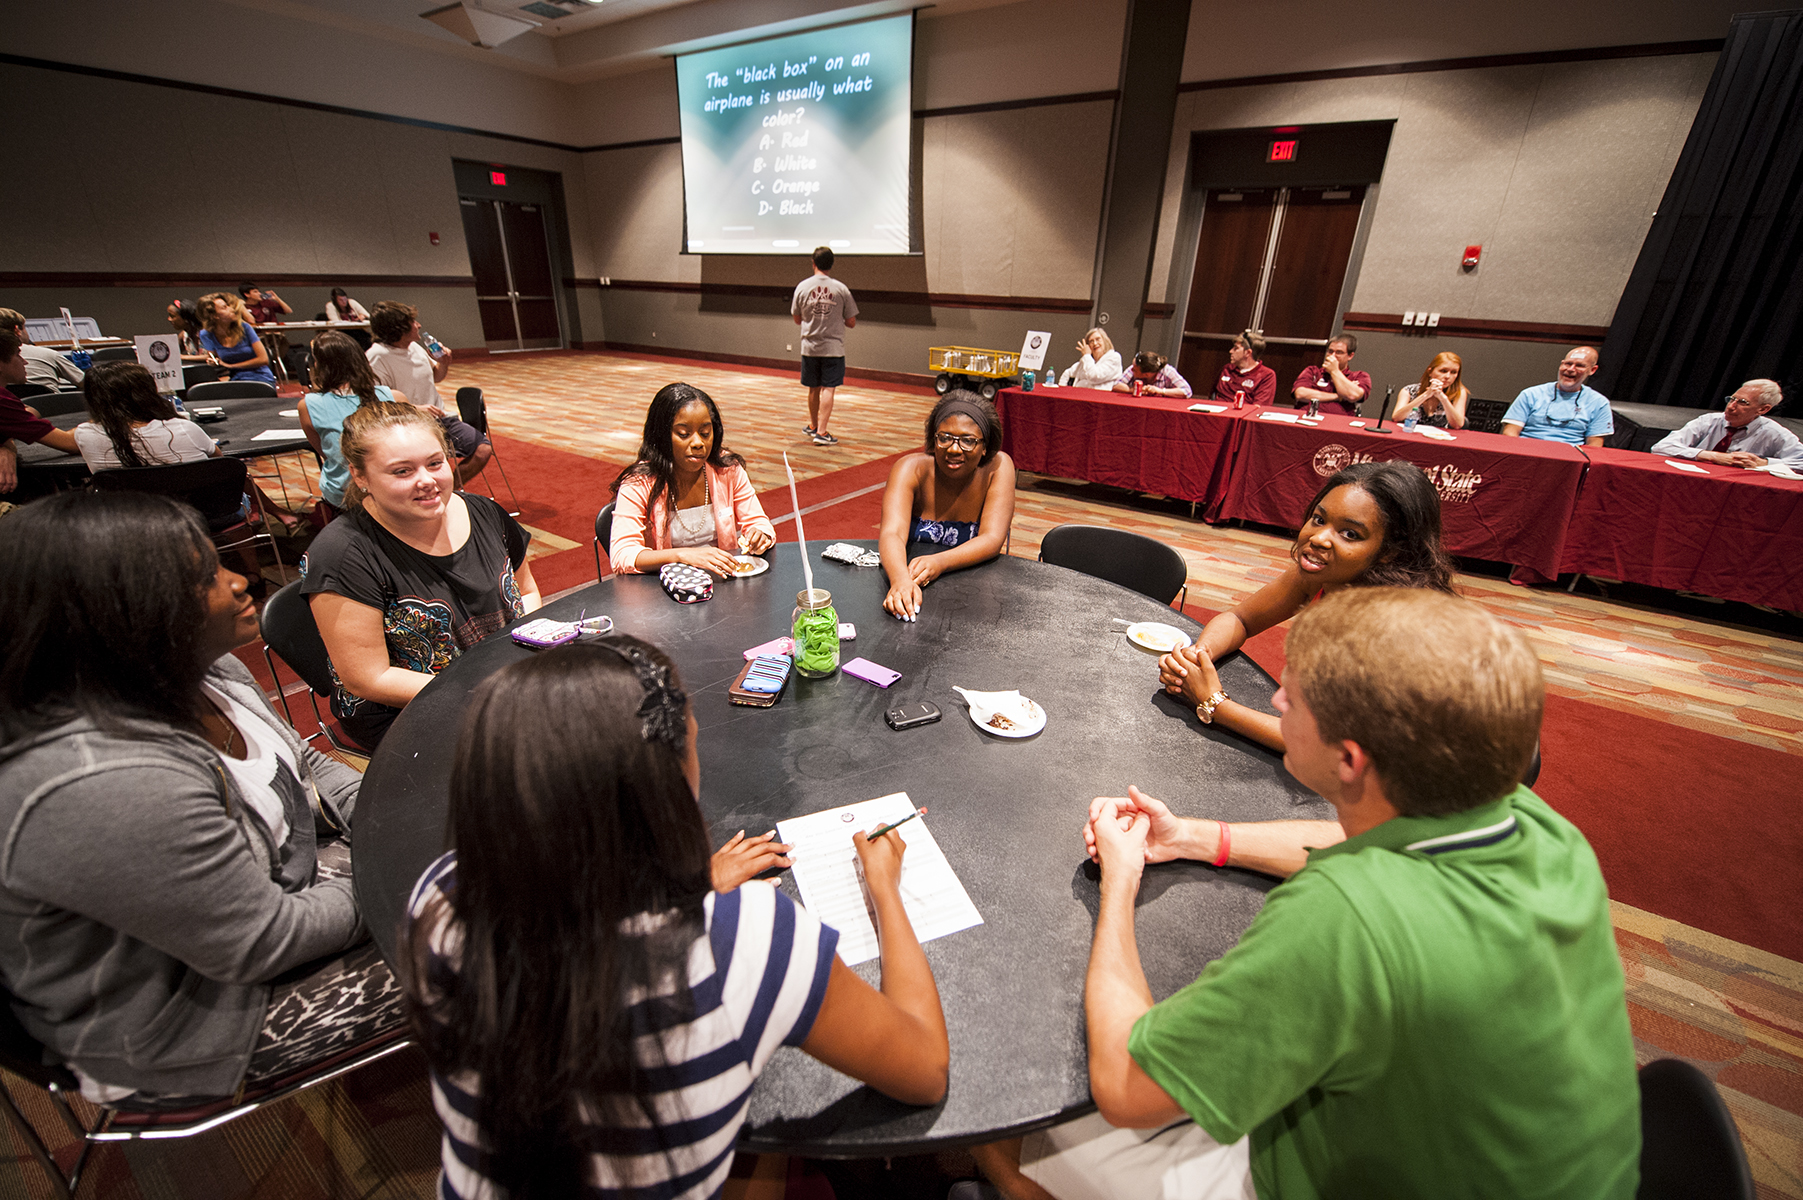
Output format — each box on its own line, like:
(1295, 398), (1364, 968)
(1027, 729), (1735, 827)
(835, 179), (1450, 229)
(1195, 690), (1230, 724)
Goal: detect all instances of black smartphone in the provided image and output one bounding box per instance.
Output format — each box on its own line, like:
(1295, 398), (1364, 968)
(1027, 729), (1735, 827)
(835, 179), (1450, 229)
(885, 701), (942, 730)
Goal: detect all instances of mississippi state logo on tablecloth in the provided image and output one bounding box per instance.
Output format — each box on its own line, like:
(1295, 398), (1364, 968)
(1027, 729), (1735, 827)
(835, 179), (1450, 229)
(1312, 444), (1354, 476)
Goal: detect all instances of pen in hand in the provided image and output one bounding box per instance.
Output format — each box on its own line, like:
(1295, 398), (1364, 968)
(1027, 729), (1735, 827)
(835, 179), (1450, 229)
(866, 806), (927, 841)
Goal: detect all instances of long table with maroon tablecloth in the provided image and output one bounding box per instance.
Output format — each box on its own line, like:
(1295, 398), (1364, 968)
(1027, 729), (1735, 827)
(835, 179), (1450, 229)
(1558, 448), (1803, 610)
(995, 386), (1248, 505)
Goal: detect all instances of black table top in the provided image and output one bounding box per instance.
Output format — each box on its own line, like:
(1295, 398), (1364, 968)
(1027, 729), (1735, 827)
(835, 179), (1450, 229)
(17, 395), (311, 481)
(354, 542), (1331, 1155)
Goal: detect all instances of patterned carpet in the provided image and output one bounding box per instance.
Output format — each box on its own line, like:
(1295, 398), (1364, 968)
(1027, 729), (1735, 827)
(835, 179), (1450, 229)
(4, 351), (1799, 1199)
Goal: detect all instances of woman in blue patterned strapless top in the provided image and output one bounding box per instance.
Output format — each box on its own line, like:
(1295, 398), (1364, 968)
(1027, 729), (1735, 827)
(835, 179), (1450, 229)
(878, 391), (1016, 620)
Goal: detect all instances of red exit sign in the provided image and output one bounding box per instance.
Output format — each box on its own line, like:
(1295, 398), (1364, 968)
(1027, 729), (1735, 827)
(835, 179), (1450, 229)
(1267, 140), (1298, 163)
(490, 170), (507, 186)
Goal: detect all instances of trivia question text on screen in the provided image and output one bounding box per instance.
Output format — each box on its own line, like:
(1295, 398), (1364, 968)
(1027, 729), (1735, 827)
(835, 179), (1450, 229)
(676, 14), (913, 255)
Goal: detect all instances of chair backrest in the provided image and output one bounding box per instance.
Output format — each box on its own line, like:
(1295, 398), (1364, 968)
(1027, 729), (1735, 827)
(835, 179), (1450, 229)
(33, 390), (87, 418)
(259, 580), (336, 697)
(1039, 524), (1189, 606)
(455, 387), (486, 433)
(1637, 1058), (1754, 1199)
(596, 501), (615, 550)
(183, 363), (223, 390)
(88, 346), (138, 363)
(9, 381), (55, 398)
(90, 457), (249, 531)
(186, 380), (277, 404)
(1463, 397), (1510, 435)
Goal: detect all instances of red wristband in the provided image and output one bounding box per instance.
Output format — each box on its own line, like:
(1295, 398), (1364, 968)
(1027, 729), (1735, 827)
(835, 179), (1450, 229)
(1212, 820), (1231, 868)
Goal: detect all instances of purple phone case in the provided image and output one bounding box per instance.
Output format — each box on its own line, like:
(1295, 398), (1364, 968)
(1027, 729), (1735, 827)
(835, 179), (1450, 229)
(843, 657), (901, 688)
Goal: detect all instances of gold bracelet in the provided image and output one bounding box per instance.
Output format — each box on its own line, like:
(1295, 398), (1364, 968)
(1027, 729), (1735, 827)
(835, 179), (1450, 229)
(1195, 690), (1229, 724)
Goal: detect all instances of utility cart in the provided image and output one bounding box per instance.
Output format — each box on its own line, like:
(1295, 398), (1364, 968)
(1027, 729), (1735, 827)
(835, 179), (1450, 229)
(928, 346), (1023, 401)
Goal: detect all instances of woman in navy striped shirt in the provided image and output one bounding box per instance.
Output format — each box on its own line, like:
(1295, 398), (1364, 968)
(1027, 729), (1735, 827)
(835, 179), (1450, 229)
(402, 637), (948, 1198)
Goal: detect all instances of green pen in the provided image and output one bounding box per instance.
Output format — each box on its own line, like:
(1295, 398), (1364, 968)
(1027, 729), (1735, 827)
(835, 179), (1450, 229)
(865, 806), (927, 841)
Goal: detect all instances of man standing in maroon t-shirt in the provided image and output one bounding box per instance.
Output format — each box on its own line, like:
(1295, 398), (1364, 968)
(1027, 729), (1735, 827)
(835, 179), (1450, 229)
(1291, 333), (1372, 416)
(1209, 331), (1277, 407)
(0, 331), (82, 494)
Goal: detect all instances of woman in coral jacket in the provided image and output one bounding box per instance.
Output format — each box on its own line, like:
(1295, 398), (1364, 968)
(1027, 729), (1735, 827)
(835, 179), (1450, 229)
(608, 381), (776, 575)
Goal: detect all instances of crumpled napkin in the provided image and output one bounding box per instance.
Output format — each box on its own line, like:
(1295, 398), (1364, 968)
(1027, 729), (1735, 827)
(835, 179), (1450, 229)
(952, 687), (1036, 729)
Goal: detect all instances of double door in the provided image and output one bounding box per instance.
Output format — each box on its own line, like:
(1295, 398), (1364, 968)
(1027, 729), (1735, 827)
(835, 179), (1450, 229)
(459, 198), (562, 352)
(1177, 186), (1365, 403)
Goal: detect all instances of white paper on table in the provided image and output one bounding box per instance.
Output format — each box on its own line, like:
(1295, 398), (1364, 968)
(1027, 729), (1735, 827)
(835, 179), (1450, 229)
(1258, 411), (1300, 423)
(777, 792), (982, 966)
(279, 409), (299, 417)
(1187, 403), (1227, 413)
(253, 428), (304, 441)
(1663, 459), (1710, 474)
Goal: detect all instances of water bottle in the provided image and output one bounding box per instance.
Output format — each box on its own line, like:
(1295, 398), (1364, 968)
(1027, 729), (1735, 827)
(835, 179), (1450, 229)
(791, 588), (840, 679)
(1403, 408), (1419, 432)
(1046, 367), (1056, 387)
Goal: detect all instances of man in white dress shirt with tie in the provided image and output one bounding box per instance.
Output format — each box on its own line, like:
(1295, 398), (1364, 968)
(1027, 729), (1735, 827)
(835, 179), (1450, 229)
(1650, 379), (1803, 469)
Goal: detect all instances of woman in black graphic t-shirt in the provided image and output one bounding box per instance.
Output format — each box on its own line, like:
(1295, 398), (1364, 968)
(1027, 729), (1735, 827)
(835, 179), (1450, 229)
(302, 402), (541, 749)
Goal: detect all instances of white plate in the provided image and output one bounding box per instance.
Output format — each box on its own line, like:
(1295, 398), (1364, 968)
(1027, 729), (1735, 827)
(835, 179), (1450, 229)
(1126, 622), (1192, 654)
(967, 697), (1046, 739)
(727, 555), (769, 578)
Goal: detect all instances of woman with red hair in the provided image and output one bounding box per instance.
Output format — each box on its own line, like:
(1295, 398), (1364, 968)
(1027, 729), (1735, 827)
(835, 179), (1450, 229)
(1391, 352), (1470, 429)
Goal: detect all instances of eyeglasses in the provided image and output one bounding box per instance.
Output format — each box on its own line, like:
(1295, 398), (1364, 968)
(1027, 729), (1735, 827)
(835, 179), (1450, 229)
(934, 432), (983, 451)
(1725, 395), (1758, 409)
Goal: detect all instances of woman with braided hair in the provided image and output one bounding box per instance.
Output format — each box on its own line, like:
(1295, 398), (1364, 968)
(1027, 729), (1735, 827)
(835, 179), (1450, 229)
(402, 637), (949, 1198)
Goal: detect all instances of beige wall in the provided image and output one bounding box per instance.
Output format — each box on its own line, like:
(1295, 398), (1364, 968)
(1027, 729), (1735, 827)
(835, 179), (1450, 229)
(1179, 0), (1742, 84)
(1148, 52), (1716, 340)
(0, 60), (600, 350)
(5, 0), (576, 146)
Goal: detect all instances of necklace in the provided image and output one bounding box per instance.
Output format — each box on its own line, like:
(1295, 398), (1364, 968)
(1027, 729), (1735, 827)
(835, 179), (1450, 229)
(206, 696), (241, 758)
(674, 471), (711, 532)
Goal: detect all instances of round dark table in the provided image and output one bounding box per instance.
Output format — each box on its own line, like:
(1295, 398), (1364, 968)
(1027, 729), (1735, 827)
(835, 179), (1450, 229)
(354, 542), (1331, 1155)
(16, 395), (311, 485)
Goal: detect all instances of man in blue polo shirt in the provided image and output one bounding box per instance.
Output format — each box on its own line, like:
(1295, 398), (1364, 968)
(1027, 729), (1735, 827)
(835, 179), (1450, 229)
(1502, 346), (1613, 445)
(972, 587), (1639, 1200)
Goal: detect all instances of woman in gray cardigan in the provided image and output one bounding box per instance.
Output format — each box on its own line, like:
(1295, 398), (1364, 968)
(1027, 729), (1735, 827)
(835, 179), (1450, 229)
(0, 492), (402, 1105)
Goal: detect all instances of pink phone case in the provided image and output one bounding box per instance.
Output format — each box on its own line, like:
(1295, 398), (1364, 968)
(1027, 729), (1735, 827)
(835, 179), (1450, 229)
(843, 657), (901, 688)
(743, 636), (795, 660)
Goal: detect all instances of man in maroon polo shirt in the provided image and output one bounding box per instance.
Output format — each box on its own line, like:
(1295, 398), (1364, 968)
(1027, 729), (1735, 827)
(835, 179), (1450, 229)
(1210, 330), (1277, 407)
(0, 331), (82, 495)
(1291, 333), (1372, 416)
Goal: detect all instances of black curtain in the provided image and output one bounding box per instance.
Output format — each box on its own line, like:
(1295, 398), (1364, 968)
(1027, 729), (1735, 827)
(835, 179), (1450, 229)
(1597, 11), (1803, 410)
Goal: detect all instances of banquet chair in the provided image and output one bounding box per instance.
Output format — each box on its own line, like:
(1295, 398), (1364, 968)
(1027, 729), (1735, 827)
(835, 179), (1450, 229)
(259, 580), (372, 756)
(594, 501), (615, 581)
(9, 381), (56, 398)
(185, 380), (278, 404)
(454, 387), (521, 516)
(182, 363), (223, 390)
(87, 347), (137, 364)
(0, 975), (410, 1200)
(32, 391), (87, 418)
(89, 457), (282, 577)
(1039, 524), (1188, 609)
(1637, 1058), (1754, 1199)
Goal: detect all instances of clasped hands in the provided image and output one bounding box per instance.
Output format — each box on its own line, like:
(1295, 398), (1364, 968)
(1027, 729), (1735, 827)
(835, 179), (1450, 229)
(1158, 644), (1222, 708)
(1084, 787), (1196, 888)
(883, 554), (944, 620)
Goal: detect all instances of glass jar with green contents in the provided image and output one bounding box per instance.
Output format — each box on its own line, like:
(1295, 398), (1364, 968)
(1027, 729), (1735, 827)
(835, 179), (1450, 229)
(791, 588), (840, 678)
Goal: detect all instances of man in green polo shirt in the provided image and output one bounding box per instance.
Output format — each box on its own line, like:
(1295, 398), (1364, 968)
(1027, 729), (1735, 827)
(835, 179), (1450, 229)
(978, 588), (1639, 1200)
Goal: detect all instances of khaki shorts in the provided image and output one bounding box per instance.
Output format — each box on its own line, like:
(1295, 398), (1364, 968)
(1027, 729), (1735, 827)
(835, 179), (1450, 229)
(1020, 1111), (1254, 1200)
